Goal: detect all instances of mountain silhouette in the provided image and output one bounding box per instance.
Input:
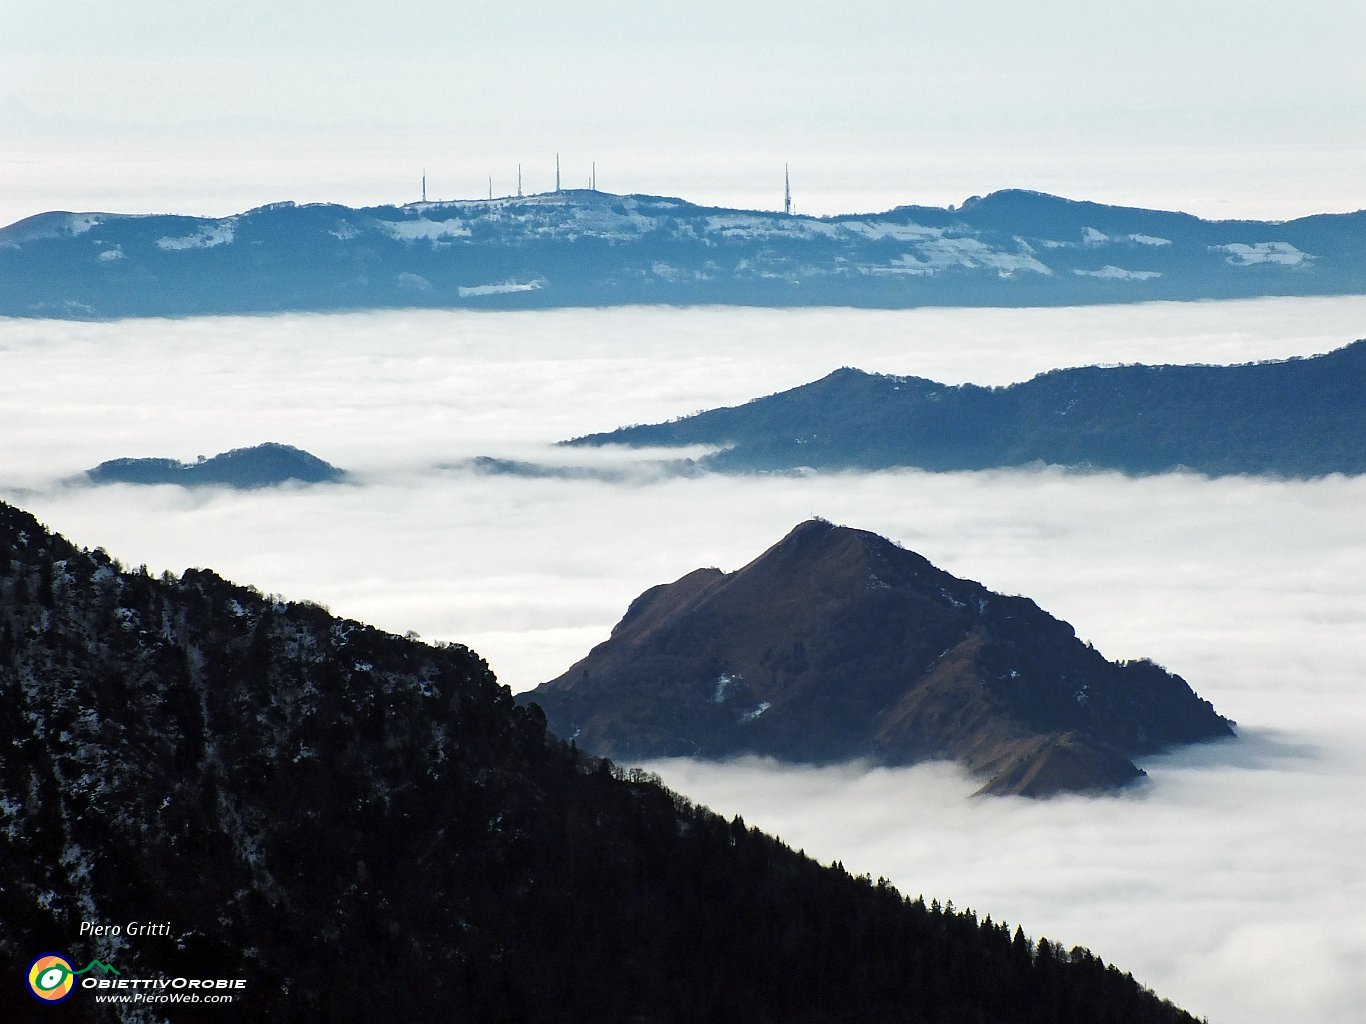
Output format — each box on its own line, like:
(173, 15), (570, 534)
(567, 341), (1366, 478)
(85, 442), (344, 488)
(526, 520), (1234, 796)
(4, 188), (1364, 318)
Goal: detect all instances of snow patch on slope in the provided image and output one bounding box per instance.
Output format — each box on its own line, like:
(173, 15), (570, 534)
(1073, 265), (1162, 281)
(156, 222), (236, 251)
(740, 702), (772, 722)
(711, 674), (738, 704)
(704, 214), (841, 240)
(888, 236), (1051, 277)
(1045, 230), (1172, 250)
(379, 218), (473, 242)
(457, 280), (542, 297)
(1213, 241), (1313, 267)
(840, 220), (945, 242)
(65, 214), (105, 236)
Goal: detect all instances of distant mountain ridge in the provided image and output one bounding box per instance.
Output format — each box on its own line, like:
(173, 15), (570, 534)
(568, 341), (1366, 478)
(526, 520), (1234, 796)
(84, 442), (344, 488)
(3, 188), (1365, 318)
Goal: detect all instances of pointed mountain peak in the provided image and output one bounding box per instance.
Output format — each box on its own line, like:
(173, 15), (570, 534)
(748, 517), (899, 562)
(526, 522), (1233, 796)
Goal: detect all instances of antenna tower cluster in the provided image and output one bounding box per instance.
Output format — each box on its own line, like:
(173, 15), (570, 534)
(417, 160), (792, 209)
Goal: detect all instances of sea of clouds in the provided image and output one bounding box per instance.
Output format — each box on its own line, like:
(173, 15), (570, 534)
(3, 297), (1365, 1023)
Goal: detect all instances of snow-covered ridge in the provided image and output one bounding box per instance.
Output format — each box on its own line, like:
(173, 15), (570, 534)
(1, 188), (1351, 319)
(0, 211), (121, 243)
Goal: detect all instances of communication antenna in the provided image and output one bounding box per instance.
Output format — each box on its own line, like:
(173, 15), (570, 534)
(591, 161), (596, 191)
(422, 170), (427, 204)
(784, 164), (792, 216)
(517, 164), (523, 198)
(556, 153), (561, 192)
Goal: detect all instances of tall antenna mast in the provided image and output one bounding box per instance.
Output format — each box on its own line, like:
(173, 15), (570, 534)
(591, 161), (596, 191)
(556, 153), (561, 193)
(784, 164), (792, 216)
(517, 164), (523, 198)
(422, 169), (427, 204)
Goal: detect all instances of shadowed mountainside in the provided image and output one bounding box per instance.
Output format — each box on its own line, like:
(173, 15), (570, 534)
(4, 188), (1365, 318)
(0, 501), (1202, 1022)
(567, 340), (1366, 478)
(526, 520), (1234, 797)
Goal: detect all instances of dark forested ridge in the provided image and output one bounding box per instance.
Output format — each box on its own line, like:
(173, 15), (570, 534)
(0, 501), (1204, 1023)
(569, 340), (1366, 478)
(3, 187), (1365, 318)
(527, 520), (1234, 797)
(84, 442), (345, 488)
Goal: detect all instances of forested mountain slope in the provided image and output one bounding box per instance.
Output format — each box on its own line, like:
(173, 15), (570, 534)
(84, 442), (344, 488)
(569, 340), (1366, 478)
(0, 501), (1201, 1022)
(4, 188), (1364, 317)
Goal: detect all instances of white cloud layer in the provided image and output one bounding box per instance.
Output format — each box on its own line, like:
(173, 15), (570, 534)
(2, 297), (1365, 1023)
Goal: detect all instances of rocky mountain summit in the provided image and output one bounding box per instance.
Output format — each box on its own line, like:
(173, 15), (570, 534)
(3, 188), (1363, 317)
(527, 520), (1234, 796)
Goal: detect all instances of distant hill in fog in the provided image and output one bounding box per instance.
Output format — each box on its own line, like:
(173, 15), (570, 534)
(85, 443), (344, 488)
(3, 188), (1366, 318)
(567, 341), (1366, 478)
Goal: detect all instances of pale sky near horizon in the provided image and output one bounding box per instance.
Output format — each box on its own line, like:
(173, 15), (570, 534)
(3, 0), (1365, 227)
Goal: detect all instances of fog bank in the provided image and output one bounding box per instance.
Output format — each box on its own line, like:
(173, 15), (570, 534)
(3, 298), (1364, 1023)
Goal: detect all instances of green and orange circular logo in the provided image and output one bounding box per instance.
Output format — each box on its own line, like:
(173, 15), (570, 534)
(27, 954), (76, 1003)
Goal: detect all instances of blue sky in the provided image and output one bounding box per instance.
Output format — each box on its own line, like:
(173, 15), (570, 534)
(3, 2), (1364, 224)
